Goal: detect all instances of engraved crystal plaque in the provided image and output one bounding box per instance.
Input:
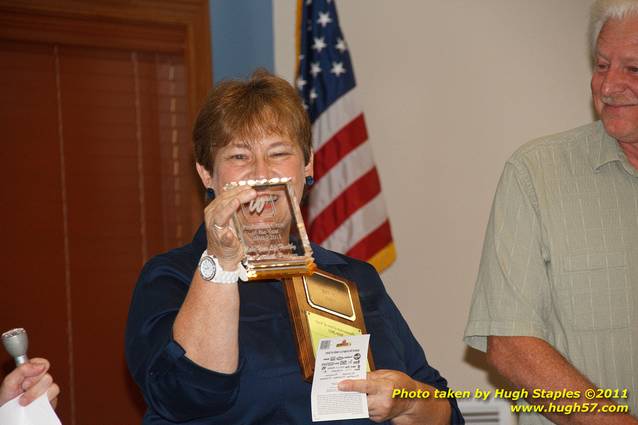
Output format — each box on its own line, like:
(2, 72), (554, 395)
(226, 178), (315, 280)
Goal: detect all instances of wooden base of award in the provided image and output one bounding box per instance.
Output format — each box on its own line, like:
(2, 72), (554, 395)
(283, 269), (374, 382)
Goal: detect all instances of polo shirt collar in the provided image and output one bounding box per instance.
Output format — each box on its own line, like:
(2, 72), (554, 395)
(593, 121), (624, 172)
(593, 121), (638, 177)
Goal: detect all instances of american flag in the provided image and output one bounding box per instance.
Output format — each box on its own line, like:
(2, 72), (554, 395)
(296, 0), (395, 272)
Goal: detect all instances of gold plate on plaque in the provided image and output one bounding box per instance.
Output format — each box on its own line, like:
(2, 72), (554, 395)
(304, 272), (355, 321)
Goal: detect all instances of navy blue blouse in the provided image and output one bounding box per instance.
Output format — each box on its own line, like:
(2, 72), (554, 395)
(125, 225), (463, 424)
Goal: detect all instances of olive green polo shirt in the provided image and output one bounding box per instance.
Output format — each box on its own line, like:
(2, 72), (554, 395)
(465, 121), (637, 424)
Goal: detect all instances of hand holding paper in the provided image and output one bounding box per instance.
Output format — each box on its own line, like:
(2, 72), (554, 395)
(339, 370), (453, 425)
(1, 328), (61, 424)
(338, 369), (418, 423)
(0, 358), (62, 425)
(0, 358), (59, 409)
(311, 334), (370, 422)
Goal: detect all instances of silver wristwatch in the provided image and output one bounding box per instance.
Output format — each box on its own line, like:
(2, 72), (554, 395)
(198, 250), (247, 284)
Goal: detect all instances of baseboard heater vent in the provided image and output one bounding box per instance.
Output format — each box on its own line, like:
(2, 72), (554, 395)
(457, 399), (515, 425)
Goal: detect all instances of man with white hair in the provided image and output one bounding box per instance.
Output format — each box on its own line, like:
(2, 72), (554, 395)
(465, 1), (638, 424)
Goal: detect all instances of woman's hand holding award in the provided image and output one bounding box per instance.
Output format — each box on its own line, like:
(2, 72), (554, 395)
(226, 177), (315, 280)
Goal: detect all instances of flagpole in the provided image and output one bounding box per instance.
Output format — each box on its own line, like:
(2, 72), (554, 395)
(295, 0), (302, 78)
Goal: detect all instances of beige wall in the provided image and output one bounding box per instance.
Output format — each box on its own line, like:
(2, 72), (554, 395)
(274, 0), (595, 398)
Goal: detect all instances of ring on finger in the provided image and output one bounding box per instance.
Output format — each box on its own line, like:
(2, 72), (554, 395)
(213, 223), (227, 231)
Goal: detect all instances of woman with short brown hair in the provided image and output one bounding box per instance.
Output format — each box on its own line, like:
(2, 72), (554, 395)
(126, 70), (462, 425)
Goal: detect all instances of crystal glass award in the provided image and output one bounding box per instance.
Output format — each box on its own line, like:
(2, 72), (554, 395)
(226, 177), (316, 280)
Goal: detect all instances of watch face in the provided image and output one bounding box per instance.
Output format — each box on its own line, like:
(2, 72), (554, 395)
(200, 256), (216, 280)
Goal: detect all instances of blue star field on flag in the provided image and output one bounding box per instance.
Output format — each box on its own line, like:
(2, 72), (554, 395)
(298, 0), (356, 122)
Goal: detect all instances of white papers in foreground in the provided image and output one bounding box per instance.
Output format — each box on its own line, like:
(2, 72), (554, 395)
(0, 393), (62, 425)
(311, 334), (370, 422)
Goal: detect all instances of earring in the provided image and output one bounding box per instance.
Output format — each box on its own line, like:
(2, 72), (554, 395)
(206, 187), (215, 201)
(305, 176), (314, 186)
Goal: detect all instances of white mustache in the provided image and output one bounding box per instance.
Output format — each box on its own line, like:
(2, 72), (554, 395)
(601, 95), (638, 107)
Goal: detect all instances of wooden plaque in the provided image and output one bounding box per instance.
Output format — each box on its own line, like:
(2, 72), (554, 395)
(283, 269), (374, 381)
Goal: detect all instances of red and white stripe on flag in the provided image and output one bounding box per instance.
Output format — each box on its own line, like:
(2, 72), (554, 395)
(296, 0), (396, 272)
(306, 86), (396, 272)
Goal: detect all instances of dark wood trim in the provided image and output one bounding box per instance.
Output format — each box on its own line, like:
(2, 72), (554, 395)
(0, 0), (210, 229)
(0, 11), (186, 53)
(0, 0), (212, 121)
